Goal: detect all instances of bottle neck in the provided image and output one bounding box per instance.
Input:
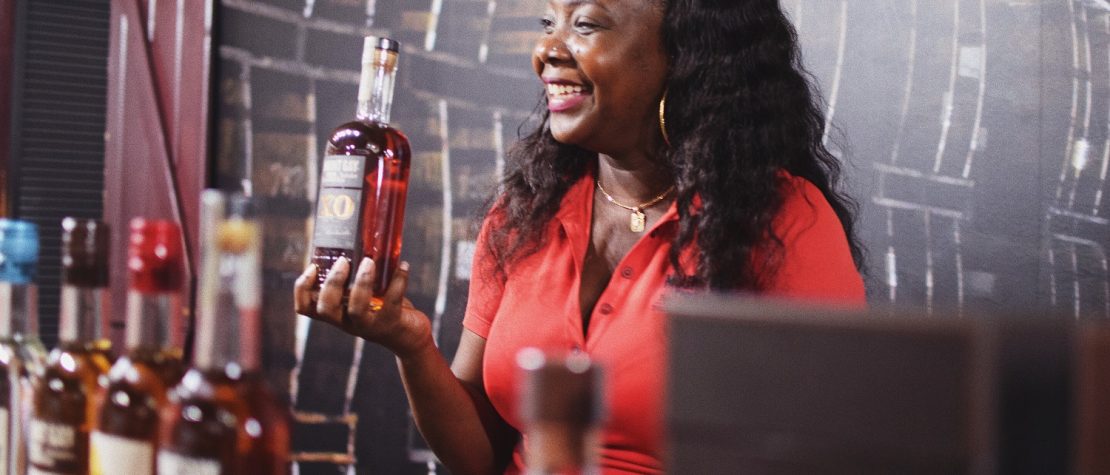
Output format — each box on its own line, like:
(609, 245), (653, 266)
(194, 248), (260, 373)
(58, 285), (107, 343)
(125, 290), (182, 352)
(0, 282), (38, 339)
(355, 49), (398, 124)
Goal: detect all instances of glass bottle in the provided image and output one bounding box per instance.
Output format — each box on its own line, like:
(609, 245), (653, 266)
(29, 218), (113, 474)
(311, 36), (411, 310)
(158, 191), (290, 475)
(0, 219), (48, 475)
(518, 348), (604, 475)
(90, 219), (186, 474)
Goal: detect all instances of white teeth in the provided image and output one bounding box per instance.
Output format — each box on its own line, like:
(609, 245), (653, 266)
(546, 83), (585, 96)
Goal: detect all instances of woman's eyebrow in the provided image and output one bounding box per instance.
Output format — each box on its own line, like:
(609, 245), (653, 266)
(552, 0), (611, 12)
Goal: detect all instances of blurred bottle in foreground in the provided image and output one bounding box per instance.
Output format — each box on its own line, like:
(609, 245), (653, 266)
(158, 191), (290, 474)
(91, 219), (187, 475)
(0, 219), (47, 475)
(29, 218), (113, 474)
(518, 348), (604, 475)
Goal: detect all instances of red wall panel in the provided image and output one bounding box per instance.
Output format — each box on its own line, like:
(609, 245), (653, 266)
(104, 0), (211, 344)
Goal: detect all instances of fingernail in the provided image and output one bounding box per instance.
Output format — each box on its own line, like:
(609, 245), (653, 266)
(333, 257), (350, 273)
(358, 257), (372, 275)
(400, 261), (410, 272)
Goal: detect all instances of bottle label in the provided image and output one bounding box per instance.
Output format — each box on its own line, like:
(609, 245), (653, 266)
(313, 154), (368, 249)
(28, 419), (85, 474)
(156, 450), (221, 475)
(89, 432), (153, 475)
(0, 407), (8, 475)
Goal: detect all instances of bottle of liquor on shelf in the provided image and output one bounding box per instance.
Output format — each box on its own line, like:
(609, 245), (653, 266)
(0, 219), (48, 475)
(61, 218), (113, 360)
(29, 218), (113, 474)
(158, 191), (290, 475)
(311, 36), (411, 310)
(90, 219), (186, 474)
(517, 348), (604, 475)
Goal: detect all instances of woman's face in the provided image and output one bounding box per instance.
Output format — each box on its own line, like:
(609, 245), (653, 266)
(532, 0), (668, 156)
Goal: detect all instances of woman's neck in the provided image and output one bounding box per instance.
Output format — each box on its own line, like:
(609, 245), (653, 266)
(596, 152), (674, 203)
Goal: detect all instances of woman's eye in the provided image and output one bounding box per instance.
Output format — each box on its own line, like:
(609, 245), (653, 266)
(539, 17), (555, 33)
(574, 20), (600, 33)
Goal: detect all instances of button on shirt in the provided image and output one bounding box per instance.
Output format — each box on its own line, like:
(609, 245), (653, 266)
(463, 170), (865, 474)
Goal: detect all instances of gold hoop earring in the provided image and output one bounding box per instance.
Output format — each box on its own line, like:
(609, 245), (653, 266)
(658, 91), (672, 147)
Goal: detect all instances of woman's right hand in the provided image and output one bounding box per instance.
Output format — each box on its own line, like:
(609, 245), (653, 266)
(293, 257), (433, 359)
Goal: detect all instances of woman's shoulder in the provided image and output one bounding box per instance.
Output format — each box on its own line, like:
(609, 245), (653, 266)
(767, 171), (865, 304)
(774, 172), (839, 232)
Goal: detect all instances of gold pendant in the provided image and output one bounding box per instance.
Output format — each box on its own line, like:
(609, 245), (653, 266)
(630, 209), (646, 233)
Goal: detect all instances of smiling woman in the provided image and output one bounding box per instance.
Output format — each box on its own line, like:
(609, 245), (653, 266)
(295, 0), (866, 473)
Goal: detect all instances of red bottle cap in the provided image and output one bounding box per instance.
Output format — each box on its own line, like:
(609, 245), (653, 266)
(128, 218), (184, 293)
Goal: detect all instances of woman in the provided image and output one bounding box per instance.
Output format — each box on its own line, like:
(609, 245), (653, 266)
(295, 0), (866, 473)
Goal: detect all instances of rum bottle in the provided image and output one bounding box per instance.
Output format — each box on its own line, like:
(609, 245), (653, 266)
(29, 218), (113, 474)
(158, 191), (290, 474)
(90, 219), (186, 474)
(517, 349), (604, 475)
(0, 219), (48, 475)
(311, 36), (411, 309)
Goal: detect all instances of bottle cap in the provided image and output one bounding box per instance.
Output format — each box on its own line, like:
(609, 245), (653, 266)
(370, 36), (400, 53)
(61, 217), (111, 287)
(518, 348), (605, 426)
(128, 218), (184, 293)
(363, 36), (400, 69)
(0, 219), (39, 284)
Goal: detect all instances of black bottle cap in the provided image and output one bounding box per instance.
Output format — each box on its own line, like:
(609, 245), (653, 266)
(61, 217), (110, 287)
(373, 36), (400, 53)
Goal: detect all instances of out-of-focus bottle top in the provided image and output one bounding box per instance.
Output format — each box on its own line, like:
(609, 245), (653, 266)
(0, 218), (39, 284)
(225, 193), (257, 220)
(363, 36), (400, 69)
(370, 36), (399, 53)
(61, 217), (110, 287)
(518, 348), (605, 426)
(128, 218), (184, 293)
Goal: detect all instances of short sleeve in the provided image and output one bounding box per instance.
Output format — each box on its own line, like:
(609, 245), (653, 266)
(462, 211), (508, 338)
(765, 176), (866, 305)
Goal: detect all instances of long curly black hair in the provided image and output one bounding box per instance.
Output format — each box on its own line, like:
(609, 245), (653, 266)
(485, 0), (864, 290)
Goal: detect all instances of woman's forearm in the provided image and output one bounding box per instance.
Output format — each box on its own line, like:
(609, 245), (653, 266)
(396, 340), (512, 475)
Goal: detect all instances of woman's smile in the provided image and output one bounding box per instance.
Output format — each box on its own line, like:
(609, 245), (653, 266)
(544, 78), (592, 112)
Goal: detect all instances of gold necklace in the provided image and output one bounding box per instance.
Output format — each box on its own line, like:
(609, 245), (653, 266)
(595, 179), (675, 233)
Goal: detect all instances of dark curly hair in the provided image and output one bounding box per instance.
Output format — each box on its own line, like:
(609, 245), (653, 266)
(485, 0), (864, 290)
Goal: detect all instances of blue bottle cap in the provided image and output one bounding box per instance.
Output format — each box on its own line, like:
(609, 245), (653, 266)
(0, 219), (40, 284)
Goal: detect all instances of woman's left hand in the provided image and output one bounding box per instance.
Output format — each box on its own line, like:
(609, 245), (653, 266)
(293, 257), (434, 359)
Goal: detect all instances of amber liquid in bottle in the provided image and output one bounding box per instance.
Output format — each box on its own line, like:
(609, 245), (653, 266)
(30, 219), (113, 475)
(30, 343), (111, 474)
(91, 219), (186, 475)
(311, 36), (411, 309)
(158, 192), (290, 475)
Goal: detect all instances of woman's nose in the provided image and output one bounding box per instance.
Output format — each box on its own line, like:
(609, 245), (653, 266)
(534, 35), (572, 65)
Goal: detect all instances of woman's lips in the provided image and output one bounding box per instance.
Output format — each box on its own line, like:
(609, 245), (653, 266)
(546, 83), (590, 112)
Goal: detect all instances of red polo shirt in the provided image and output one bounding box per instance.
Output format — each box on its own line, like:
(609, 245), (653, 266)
(463, 170), (865, 474)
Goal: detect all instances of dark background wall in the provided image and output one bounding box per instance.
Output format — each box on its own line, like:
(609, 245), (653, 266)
(212, 0), (1110, 473)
